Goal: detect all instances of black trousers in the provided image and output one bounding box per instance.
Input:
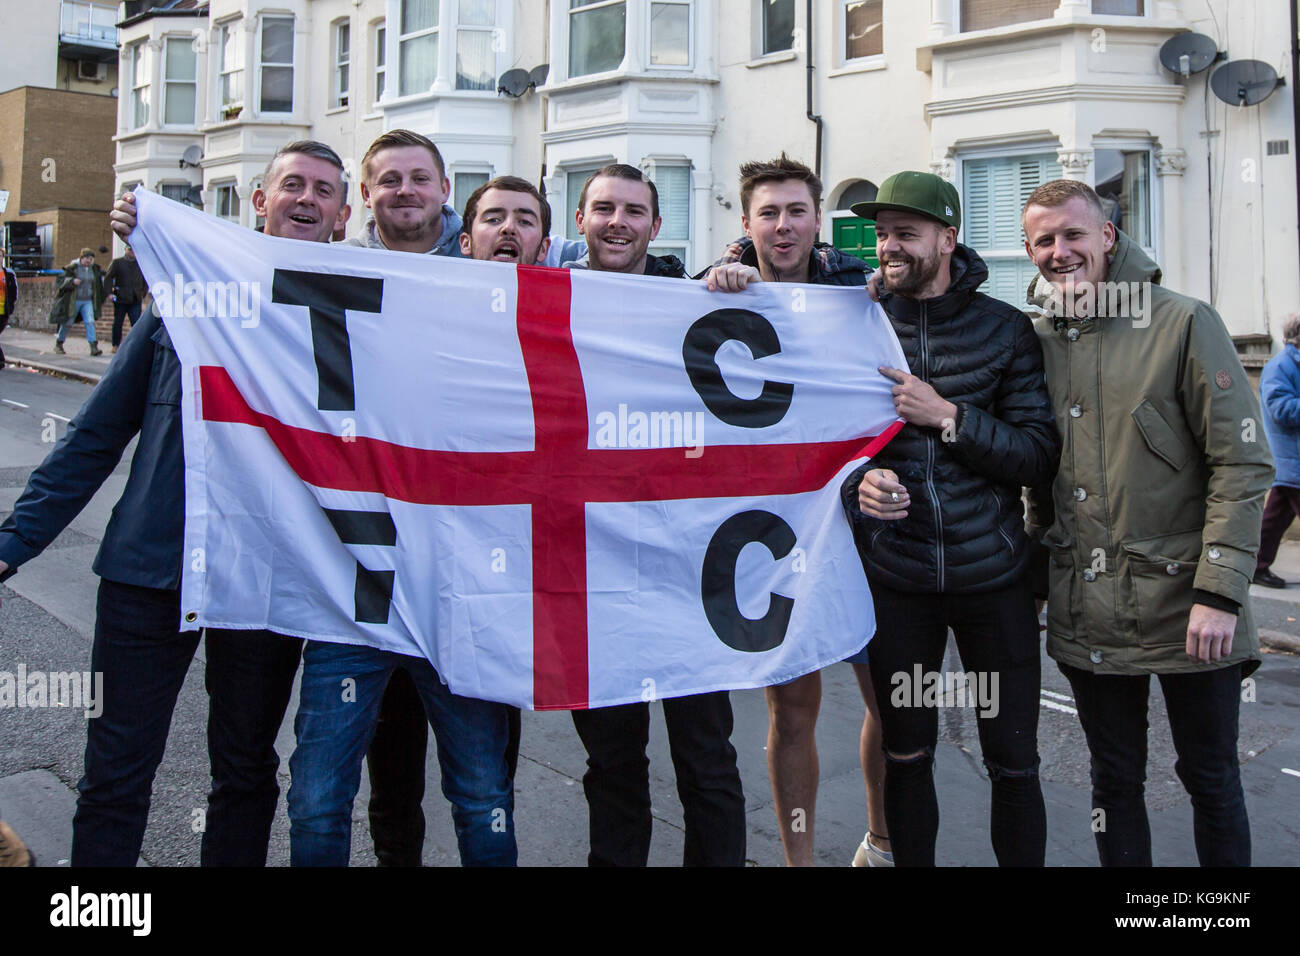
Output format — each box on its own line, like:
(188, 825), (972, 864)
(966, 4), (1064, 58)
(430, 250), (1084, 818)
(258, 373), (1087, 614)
(1060, 661), (1250, 866)
(112, 300), (142, 348)
(571, 691), (745, 866)
(866, 577), (1046, 866)
(366, 667), (522, 866)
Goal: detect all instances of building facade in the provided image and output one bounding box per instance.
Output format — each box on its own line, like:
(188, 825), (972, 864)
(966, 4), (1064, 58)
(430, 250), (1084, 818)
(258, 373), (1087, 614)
(0, 0), (119, 268)
(113, 0), (1300, 353)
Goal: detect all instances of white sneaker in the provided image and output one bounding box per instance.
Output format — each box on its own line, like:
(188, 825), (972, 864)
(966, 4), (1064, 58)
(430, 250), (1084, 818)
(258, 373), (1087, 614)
(851, 831), (894, 867)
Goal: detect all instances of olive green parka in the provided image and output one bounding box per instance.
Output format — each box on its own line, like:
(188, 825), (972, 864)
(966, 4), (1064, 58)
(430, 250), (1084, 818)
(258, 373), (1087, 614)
(1027, 231), (1272, 675)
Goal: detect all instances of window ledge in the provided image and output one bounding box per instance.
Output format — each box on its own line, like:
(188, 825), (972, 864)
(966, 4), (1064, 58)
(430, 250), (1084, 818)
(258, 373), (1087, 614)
(539, 71), (720, 95)
(381, 88), (504, 108)
(828, 57), (887, 78)
(325, 104), (350, 115)
(916, 15), (1172, 71)
(745, 50), (798, 69)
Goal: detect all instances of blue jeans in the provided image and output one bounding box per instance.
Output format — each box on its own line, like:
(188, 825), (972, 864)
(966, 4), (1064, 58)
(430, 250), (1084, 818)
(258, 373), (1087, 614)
(57, 299), (98, 344)
(72, 580), (302, 866)
(288, 641), (517, 867)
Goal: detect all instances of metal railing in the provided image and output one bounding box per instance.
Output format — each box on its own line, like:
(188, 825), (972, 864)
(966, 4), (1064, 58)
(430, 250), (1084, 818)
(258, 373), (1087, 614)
(59, 0), (119, 47)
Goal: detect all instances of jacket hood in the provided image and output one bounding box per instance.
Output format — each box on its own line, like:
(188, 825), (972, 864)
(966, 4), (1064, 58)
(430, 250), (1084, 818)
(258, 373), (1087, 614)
(1027, 227), (1161, 309)
(351, 205), (465, 257)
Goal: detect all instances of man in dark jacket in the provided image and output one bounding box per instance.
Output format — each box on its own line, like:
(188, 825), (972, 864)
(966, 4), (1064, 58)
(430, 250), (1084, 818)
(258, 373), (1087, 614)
(51, 248), (105, 356)
(851, 171), (1061, 866)
(565, 164), (747, 867)
(0, 141), (353, 866)
(703, 154), (892, 868)
(103, 245), (147, 351)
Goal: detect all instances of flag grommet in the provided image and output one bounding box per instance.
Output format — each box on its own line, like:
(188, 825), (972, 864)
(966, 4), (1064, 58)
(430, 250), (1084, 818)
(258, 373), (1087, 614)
(184, 611), (198, 623)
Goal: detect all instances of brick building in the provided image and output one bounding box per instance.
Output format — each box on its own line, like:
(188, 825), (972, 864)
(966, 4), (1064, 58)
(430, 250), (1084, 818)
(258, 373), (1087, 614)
(0, 1), (119, 272)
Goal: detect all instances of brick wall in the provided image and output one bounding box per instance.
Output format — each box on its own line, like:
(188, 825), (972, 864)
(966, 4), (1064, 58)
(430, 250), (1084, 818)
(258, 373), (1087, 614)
(8, 274), (131, 343)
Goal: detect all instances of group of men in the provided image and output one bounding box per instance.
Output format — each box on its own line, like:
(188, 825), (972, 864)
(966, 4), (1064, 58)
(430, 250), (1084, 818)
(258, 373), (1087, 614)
(0, 124), (1272, 868)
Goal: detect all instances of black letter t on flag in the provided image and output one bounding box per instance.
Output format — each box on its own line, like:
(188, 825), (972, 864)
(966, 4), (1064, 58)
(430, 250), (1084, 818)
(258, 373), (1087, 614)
(272, 270), (384, 411)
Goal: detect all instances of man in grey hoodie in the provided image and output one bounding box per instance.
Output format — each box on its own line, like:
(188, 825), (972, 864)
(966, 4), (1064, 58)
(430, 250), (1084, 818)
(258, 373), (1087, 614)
(343, 129), (465, 257)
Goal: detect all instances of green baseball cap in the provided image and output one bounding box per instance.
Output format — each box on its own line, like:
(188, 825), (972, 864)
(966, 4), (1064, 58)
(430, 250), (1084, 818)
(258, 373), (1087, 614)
(851, 171), (961, 230)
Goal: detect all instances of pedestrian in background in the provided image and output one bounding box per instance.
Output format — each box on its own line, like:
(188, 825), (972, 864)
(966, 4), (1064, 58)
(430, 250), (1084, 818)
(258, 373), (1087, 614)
(50, 247), (104, 356)
(0, 249), (16, 368)
(1255, 312), (1300, 588)
(104, 245), (147, 352)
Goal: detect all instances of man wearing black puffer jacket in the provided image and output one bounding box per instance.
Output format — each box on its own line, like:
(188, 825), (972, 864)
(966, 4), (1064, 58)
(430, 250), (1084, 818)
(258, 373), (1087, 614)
(847, 171), (1061, 867)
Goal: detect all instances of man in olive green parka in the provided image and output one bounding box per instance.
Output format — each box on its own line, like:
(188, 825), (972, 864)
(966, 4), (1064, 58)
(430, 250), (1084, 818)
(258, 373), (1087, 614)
(1022, 179), (1272, 867)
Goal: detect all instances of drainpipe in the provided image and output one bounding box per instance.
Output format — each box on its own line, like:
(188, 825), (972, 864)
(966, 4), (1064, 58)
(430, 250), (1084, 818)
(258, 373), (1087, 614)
(1291, 0), (1300, 285)
(805, 0), (823, 178)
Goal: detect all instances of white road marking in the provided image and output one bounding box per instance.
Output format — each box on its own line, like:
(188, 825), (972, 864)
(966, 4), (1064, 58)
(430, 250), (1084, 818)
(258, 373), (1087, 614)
(1040, 698), (1078, 715)
(1040, 689), (1074, 702)
(1, 399), (29, 408)
(1283, 768), (1300, 779)
(45, 412), (71, 422)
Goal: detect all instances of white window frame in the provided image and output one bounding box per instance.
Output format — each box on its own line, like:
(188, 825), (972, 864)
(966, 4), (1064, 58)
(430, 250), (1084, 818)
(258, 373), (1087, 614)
(373, 21), (388, 106)
(217, 19), (244, 116)
(398, 0), (440, 96)
(162, 34), (198, 127)
(213, 180), (241, 223)
(647, 0), (692, 70)
(840, 0), (883, 66)
(451, 165), (493, 214)
(644, 159), (692, 269)
(454, 0), (498, 92)
(1091, 138), (1159, 261)
(568, 0), (628, 80)
(257, 14), (295, 115)
(759, 0), (796, 56)
(332, 19), (351, 109)
(127, 40), (150, 130)
(563, 161), (609, 240)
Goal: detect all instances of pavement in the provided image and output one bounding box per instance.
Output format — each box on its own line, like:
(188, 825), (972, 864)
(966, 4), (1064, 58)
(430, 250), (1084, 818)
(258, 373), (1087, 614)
(1, 326), (116, 385)
(1, 339), (1298, 869)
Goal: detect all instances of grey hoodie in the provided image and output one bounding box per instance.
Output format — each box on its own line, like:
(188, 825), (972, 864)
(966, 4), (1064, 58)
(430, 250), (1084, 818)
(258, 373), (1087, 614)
(342, 204), (466, 257)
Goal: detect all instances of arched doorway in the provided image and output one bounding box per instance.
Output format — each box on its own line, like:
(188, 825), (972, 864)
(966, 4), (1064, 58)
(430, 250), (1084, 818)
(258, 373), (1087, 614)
(831, 179), (879, 266)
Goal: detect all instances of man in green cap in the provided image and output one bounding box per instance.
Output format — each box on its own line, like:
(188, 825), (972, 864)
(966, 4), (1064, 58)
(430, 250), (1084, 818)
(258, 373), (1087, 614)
(848, 170), (1061, 866)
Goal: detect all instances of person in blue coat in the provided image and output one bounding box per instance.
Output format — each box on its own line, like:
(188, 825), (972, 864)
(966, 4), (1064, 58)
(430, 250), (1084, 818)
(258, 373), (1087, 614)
(1255, 313), (1300, 588)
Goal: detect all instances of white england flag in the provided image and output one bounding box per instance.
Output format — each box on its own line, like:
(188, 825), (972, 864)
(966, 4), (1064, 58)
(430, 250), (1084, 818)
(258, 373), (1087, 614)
(127, 189), (905, 710)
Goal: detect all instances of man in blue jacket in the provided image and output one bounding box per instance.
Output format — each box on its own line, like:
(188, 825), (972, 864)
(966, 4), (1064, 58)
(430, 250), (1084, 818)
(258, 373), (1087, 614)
(1255, 312), (1300, 588)
(0, 141), (350, 866)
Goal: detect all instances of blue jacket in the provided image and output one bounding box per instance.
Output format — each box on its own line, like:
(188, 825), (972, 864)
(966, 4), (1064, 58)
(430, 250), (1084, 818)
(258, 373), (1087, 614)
(1261, 343), (1300, 489)
(0, 303), (187, 588)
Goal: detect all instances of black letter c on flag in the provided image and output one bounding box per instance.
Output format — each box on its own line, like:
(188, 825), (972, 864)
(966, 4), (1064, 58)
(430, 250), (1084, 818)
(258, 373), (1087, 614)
(701, 510), (796, 653)
(682, 309), (794, 428)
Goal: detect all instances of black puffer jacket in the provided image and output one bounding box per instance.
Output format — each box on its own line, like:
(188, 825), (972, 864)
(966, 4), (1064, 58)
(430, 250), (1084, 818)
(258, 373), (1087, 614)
(844, 245), (1060, 594)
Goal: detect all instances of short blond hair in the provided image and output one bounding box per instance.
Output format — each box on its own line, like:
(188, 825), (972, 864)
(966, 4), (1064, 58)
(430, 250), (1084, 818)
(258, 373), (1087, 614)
(1021, 179), (1106, 228)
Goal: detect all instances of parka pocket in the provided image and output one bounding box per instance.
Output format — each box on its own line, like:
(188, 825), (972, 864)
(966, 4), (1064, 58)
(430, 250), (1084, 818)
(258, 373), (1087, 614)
(1131, 400), (1191, 471)
(1045, 536), (1078, 637)
(1123, 529), (1202, 647)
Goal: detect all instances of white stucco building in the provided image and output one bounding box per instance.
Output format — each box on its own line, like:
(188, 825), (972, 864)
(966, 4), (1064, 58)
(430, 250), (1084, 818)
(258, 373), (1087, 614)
(113, 0), (1300, 355)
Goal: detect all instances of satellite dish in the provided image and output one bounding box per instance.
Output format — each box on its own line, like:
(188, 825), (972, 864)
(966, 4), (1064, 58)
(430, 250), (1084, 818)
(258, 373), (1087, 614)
(1210, 59), (1283, 106)
(180, 144), (203, 169)
(497, 68), (530, 97)
(1158, 33), (1219, 77)
(528, 63), (550, 90)
(185, 185), (204, 207)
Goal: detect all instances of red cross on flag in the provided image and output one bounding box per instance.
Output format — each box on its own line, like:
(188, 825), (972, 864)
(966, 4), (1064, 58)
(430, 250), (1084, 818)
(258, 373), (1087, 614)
(128, 190), (905, 710)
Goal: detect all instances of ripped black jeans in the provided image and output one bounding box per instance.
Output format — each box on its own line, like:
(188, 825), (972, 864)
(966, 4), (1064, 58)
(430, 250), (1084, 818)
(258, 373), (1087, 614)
(865, 577), (1046, 866)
